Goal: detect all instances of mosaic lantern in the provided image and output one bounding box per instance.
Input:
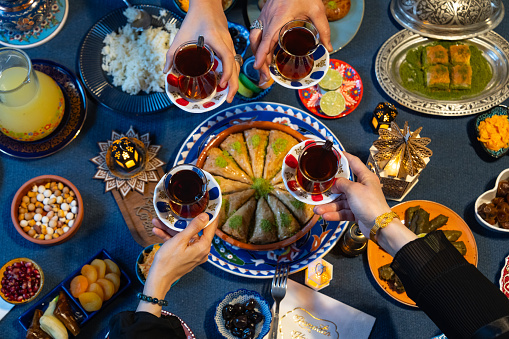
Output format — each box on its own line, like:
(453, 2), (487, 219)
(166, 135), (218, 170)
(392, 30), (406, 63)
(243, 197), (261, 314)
(372, 102), (398, 133)
(106, 137), (147, 179)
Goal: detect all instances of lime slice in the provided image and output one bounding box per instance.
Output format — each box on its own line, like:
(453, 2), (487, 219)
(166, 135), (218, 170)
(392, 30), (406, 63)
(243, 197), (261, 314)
(319, 91), (346, 116)
(239, 73), (262, 94)
(237, 78), (254, 98)
(319, 69), (343, 91)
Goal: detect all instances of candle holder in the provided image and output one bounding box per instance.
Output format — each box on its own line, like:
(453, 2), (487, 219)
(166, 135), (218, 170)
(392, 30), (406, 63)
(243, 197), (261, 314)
(372, 102), (398, 133)
(305, 259), (333, 290)
(106, 137), (147, 180)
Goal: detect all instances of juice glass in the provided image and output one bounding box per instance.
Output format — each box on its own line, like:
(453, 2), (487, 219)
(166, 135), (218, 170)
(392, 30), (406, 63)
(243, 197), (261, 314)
(172, 41), (217, 100)
(0, 48), (65, 142)
(296, 141), (340, 195)
(164, 164), (209, 220)
(274, 20), (319, 81)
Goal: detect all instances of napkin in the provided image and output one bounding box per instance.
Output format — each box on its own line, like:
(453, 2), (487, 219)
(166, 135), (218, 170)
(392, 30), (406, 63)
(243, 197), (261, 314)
(269, 279), (376, 339)
(0, 298), (14, 322)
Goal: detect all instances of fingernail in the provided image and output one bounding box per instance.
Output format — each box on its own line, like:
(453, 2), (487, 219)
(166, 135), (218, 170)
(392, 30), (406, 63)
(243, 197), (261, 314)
(313, 206), (322, 214)
(198, 213), (209, 222)
(259, 73), (268, 85)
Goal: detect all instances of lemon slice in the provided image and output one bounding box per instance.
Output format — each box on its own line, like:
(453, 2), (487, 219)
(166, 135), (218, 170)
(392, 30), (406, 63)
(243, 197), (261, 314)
(319, 69), (343, 91)
(320, 91), (346, 117)
(237, 79), (254, 98)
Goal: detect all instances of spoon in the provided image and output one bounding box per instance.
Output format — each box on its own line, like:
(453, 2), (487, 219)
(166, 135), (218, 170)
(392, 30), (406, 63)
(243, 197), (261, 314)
(122, 0), (152, 30)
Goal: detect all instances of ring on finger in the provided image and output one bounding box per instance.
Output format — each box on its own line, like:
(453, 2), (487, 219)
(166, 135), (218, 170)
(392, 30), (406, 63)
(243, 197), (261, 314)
(234, 54), (243, 67)
(250, 19), (263, 31)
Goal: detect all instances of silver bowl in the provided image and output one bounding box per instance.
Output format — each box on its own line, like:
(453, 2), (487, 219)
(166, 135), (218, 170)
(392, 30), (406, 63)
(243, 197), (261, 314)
(390, 0), (505, 40)
(0, 0), (51, 33)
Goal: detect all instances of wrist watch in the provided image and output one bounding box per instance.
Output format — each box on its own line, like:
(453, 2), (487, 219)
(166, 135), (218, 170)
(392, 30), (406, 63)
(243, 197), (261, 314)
(370, 211), (399, 244)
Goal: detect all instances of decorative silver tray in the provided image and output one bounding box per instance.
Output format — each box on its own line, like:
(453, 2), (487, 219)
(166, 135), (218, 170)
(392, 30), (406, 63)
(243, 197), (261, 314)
(375, 29), (509, 116)
(390, 0), (504, 40)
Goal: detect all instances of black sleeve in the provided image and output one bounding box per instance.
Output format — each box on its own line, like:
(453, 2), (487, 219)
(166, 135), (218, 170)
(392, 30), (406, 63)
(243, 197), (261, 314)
(391, 230), (509, 339)
(108, 311), (187, 339)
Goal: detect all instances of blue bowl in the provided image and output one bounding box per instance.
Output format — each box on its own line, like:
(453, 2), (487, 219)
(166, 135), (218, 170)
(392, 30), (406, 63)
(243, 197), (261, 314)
(475, 105), (509, 158)
(136, 243), (162, 285)
(236, 56), (274, 102)
(215, 289), (272, 339)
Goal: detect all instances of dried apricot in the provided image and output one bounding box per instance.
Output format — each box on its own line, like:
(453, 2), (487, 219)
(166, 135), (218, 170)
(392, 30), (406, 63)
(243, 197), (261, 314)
(87, 282), (104, 301)
(78, 292), (103, 312)
(96, 278), (115, 300)
(104, 259), (120, 275)
(105, 273), (120, 293)
(90, 259), (106, 279)
(70, 275), (88, 298)
(81, 264), (98, 284)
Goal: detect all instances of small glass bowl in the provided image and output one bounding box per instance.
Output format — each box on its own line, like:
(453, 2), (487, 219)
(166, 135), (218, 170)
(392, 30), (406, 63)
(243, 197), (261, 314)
(0, 258), (44, 304)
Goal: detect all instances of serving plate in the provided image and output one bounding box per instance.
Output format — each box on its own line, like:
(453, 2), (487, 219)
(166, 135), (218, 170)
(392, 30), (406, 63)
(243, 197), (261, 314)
(475, 105), (509, 159)
(367, 200), (478, 307)
(375, 29), (509, 116)
(78, 5), (182, 114)
(173, 102), (353, 278)
(475, 168), (509, 233)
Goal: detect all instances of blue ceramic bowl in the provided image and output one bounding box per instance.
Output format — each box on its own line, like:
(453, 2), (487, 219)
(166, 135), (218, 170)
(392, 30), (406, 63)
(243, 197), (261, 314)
(475, 105), (509, 158)
(136, 243), (162, 285)
(236, 56), (274, 102)
(214, 289), (272, 339)
(173, 0), (238, 16)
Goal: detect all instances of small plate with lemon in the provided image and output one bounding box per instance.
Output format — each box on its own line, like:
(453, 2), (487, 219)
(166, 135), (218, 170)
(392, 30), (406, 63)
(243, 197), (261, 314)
(299, 59), (363, 119)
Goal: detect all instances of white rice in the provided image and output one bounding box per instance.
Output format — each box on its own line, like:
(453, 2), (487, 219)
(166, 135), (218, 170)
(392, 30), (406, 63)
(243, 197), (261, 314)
(101, 9), (179, 95)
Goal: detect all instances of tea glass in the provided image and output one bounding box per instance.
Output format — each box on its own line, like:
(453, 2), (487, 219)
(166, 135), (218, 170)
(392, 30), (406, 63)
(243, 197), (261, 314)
(296, 141), (340, 195)
(164, 164), (209, 220)
(172, 41), (217, 101)
(274, 20), (319, 81)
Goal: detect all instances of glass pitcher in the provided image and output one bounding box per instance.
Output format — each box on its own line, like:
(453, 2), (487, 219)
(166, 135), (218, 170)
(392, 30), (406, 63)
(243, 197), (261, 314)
(0, 47), (65, 142)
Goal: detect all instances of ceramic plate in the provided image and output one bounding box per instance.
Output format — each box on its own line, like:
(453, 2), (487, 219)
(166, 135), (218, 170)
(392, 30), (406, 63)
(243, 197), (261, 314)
(269, 44), (329, 89)
(474, 168), (509, 233)
(165, 56), (229, 113)
(500, 255), (509, 299)
(173, 102), (353, 278)
(367, 200), (478, 307)
(246, 0), (364, 54)
(282, 139), (350, 205)
(298, 59), (363, 119)
(78, 5), (182, 114)
(475, 105), (509, 159)
(375, 29), (509, 116)
(0, 0), (69, 49)
(154, 169), (221, 232)
(0, 60), (87, 159)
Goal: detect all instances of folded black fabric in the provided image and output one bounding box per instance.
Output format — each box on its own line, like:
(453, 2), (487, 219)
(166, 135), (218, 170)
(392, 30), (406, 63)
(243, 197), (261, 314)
(108, 311), (186, 339)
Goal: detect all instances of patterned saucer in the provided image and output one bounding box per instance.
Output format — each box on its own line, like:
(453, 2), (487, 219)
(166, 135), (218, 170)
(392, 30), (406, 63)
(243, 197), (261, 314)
(500, 255), (509, 299)
(269, 44), (329, 89)
(282, 139), (350, 205)
(165, 56), (230, 113)
(298, 59), (363, 119)
(0, 0), (68, 49)
(153, 168), (222, 232)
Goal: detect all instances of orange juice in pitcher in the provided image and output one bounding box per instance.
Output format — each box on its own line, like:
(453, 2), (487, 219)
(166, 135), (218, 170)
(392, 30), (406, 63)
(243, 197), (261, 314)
(0, 48), (65, 142)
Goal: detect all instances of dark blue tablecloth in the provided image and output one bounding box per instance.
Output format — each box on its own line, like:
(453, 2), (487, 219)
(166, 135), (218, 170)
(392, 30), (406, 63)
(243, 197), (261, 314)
(1, 1), (508, 338)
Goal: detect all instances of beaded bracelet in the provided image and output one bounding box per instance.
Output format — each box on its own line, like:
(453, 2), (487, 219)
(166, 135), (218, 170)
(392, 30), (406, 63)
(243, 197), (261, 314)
(137, 292), (168, 306)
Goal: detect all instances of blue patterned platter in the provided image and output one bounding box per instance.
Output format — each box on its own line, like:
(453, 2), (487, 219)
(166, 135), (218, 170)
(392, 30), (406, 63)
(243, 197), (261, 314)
(154, 168), (222, 232)
(0, 60), (87, 159)
(269, 44), (329, 89)
(173, 102), (353, 279)
(0, 0), (68, 49)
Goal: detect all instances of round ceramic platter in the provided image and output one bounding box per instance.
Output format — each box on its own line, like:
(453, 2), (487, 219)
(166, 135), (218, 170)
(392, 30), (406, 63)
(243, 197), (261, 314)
(0, 0), (69, 49)
(153, 170), (221, 232)
(0, 60), (87, 159)
(173, 102), (353, 278)
(78, 5), (182, 114)
(500, 255), (509, 299)
(269, 44), (329, 89)
(165, 56), (229, 113)
(246, 0), (364, 54)
(298, 59), (363, 119)
(282, 140), (350, 205)
(375, 29), (509, 116)
(367, 200), (478, 307)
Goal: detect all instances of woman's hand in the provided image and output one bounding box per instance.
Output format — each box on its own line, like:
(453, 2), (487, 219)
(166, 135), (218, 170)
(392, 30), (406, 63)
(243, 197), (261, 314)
(136, 214), (218, 316)
(249, 0), (332, 85)
(163, 0), (239, 102)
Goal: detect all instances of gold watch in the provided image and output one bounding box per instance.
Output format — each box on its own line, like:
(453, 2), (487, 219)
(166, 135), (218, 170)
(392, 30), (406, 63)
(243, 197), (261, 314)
(370, 211), (399, 244)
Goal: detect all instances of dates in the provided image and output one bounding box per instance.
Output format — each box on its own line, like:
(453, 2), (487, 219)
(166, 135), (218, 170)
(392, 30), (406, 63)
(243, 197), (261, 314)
(222, 299), (263, 339)
(478, 180), (509, 229)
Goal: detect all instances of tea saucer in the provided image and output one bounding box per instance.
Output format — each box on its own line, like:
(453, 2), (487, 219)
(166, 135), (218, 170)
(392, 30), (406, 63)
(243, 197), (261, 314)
(268, 44), (329, 90)
(298, 59), (363, 119)
(165, 56), (230, 113)
(282, 139), (350, 205)
(0, 0), (69, 49)
(500, 254), (509, 299)
(0, 60), (87, 159)
(153, 168), (222, 232)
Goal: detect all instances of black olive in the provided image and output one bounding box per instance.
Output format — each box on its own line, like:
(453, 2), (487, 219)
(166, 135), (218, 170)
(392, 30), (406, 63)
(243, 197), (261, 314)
(245, 298), (257, 310)
(241, 327), (255, 339)
(231, 327), (243, 337)
(247, 311), (263, 324)
(229, 27), (239, 38)
(222, 304), (235, 320)
(225, 319), (234, 330)
(233, 315), (248, 329)
(233, 304), (245, 316)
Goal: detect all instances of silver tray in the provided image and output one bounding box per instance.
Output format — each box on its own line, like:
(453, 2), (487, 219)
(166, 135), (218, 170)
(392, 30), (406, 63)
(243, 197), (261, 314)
(375, 29), (509, 116)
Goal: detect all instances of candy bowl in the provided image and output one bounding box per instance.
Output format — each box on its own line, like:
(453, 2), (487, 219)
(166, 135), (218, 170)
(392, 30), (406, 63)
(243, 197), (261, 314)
(215, 289), (272, 339)
(0, 258), (44, 304)
(475, 105), (509, 159)
(11, 175), (84, 245)
(475, 168), (509, 233)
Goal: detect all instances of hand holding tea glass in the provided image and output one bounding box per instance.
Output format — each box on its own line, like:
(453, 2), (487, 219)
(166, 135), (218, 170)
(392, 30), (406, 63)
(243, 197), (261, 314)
(163, 0), (239, 102)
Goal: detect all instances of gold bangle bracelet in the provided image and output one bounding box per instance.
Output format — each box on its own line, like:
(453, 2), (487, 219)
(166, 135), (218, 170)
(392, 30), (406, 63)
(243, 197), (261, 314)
(369, 211), (399, 244)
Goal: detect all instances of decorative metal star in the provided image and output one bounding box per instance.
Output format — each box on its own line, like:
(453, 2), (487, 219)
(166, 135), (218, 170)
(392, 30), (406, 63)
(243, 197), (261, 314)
(90, 126), (165, 198)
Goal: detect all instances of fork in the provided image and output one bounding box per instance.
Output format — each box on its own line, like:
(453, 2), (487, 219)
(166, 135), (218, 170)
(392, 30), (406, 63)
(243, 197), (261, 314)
(270, 264), (289, 339)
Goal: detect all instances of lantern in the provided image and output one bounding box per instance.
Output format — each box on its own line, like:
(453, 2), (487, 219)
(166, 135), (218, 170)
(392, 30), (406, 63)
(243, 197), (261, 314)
(106, 137), (147, 179)
(372, 102), (398, 133)
(305, 259), (333, 290)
